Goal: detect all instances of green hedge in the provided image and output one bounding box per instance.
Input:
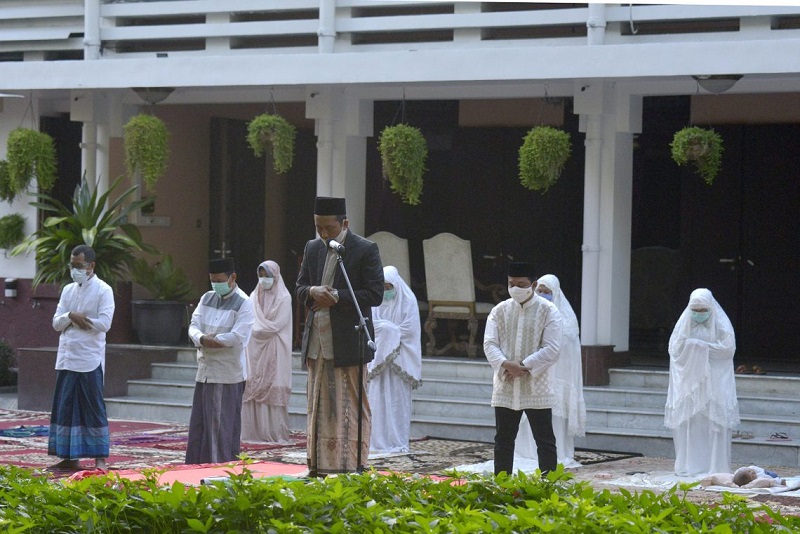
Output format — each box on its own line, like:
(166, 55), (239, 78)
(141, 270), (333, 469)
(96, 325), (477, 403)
(0, 464), (795, 532)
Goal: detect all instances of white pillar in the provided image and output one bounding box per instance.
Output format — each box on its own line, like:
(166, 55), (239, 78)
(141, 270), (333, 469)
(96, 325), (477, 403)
(587, 3), (607, 46)
(306, 87), (373, 233)
(576, 82), (641, 351)
(84, 0), (101, 60)
(318, 0), (336, 53)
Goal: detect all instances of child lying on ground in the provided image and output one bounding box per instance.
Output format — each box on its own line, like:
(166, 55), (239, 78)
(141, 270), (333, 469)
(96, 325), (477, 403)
(700, 466), (786, 489)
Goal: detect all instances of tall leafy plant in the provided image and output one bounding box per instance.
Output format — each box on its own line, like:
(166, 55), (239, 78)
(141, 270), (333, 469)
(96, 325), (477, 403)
(1, 128), (57, 202)
(124, 114), (170, 192)
(518, 126), (571, 193)
(246, 113), (296, 174)
(130, 254), (195, 301)
(378, 124), (428, 206)
(11, 175), (156, 289)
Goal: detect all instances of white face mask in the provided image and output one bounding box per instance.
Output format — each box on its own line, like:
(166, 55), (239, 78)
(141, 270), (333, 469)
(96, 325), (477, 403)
(71, 268), (90, 285)
(259, 276), (274, 290)
(508, 285), (533, 304)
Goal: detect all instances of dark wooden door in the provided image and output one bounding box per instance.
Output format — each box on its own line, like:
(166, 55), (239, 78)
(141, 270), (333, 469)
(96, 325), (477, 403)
(209, 117), (265, 294)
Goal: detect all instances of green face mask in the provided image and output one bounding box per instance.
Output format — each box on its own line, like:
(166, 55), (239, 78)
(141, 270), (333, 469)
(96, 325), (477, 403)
(211, 279), (233, 297)
(384, 289), (397, 302)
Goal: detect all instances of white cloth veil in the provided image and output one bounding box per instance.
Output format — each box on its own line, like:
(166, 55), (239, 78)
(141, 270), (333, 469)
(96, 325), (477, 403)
(664, 288), (739, 429)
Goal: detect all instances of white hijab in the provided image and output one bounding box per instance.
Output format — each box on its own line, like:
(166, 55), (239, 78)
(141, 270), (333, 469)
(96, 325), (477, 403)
(665, 288), (739, 429)
(369, 266), (422, 385)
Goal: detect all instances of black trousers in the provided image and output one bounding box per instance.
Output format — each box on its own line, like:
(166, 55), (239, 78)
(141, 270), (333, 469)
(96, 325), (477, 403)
(494, 406), (557, 476)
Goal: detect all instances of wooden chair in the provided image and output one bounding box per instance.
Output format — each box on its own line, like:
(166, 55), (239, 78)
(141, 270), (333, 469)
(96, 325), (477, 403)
(422, 233), (494, 358)
(367, 231), (411, 284)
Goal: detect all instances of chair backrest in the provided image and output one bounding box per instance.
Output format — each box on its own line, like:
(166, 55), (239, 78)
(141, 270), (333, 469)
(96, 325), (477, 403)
(368, 231), (411, 284)
(422, 232), (476, 303)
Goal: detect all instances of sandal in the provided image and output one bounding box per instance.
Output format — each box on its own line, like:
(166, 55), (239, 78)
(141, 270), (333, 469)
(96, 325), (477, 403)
(768, 432), (791, 441)
(735, 365), (751, 374)
(733, 430), (754, 439)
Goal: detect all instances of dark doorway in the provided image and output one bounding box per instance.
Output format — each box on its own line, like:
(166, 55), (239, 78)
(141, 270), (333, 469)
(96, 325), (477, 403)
(209, 117), (265, 294)
(40, 115), (82, 208)
(632, 97), (800, 366)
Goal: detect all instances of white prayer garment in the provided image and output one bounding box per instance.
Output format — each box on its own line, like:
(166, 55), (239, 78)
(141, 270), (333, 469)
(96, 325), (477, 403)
(665, 288), (739, 476)
(367, 266), (422, 453)
(516, 274), (587, 468)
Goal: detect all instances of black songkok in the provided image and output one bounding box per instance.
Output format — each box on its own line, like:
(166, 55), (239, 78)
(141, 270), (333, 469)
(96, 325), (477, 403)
(507, 261), (534, 279)
(314, 197), (347, 216)
(209, 257), (235, 274)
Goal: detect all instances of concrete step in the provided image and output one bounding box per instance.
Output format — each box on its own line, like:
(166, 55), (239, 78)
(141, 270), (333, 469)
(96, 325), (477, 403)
(104, 395), (191, 424)
(151, 362), (198, 382)
(584, 386), (800, 418)
(127, 379), (196, 402)
(609, 368), (800, 396)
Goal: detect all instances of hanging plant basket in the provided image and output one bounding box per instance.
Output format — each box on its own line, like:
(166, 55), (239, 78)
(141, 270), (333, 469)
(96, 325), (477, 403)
(518, 126), (571, 193)
(3, 128), (58, 201)
(378, 124), (428, 206)
(246, 113), (296, 174)
(0, 213), (26, 250)
(124, 114), (170, 192)
(670, 126), (723, 185)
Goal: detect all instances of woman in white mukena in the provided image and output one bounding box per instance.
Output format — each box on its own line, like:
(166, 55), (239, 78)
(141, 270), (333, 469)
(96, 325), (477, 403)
(367, 266), (423, 453)
(515, 274), (586, 469)
(665, 288), (739, 476)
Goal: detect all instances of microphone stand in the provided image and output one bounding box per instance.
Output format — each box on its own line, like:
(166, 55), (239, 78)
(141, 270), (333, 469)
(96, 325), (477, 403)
(332, 246), (376, 473)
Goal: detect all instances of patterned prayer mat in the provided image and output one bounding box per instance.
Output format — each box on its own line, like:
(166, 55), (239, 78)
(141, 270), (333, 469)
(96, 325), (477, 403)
(0, 409), (639, 475)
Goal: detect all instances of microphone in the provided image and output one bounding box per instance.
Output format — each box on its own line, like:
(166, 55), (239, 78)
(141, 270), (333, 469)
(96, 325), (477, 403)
(327, 240), (345, 253)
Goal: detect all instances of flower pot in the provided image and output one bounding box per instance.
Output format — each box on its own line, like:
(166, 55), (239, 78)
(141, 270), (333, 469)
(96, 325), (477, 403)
(131, 300), (187, 346)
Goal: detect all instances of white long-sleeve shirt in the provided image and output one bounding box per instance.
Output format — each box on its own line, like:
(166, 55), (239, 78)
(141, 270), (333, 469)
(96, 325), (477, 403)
(189, 286), (254, 384)
(52, 275), (115, 373)
(484, 296), (562, 410)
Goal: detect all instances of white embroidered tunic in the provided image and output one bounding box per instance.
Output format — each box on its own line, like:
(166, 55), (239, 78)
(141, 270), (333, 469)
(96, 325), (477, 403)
(484, 296), (562, 410)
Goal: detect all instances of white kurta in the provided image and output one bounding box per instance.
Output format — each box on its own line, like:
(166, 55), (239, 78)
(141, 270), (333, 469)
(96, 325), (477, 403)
(367, 266), (422, 453)
(665, 288), (739, 476)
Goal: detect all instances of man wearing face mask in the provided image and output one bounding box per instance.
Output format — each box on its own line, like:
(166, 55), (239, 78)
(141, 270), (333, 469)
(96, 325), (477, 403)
(186, 257), (254, 464)
(47, 245), (115, 472)
(296, 196), (384, 476)
(483, 261), (562, 476)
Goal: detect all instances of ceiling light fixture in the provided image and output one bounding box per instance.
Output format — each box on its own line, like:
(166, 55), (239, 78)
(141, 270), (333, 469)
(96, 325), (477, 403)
(132, 87), (175, 105)
(691, 75), (743, 94)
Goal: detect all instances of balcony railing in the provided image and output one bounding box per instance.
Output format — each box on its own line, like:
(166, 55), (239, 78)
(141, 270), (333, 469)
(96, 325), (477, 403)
(1, 1), (800, 61)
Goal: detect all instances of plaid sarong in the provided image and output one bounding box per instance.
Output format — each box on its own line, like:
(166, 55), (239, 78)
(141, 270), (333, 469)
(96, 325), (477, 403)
(48, 365), (109, 459)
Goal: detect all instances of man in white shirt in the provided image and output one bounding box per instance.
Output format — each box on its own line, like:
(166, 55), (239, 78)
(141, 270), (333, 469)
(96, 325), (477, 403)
(483, 261), (562, 476)
(48, 245), (115, 471)
(186, 257), (254, 464)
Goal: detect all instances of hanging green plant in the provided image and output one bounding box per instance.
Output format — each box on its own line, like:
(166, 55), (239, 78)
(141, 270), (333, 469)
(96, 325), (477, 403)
(670, 126), (723, 185)
(246, 113), (296, 174)
(124, 114), (170, 192)
(518, 126), (571, 193)
(0, 213), (26, 250)
(0, 160), (13, 203)
(378, 124), (428, 206)
(5, 128), (57, 200)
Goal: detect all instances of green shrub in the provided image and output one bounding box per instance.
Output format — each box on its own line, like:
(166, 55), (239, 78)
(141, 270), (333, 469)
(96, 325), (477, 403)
(131, 254), (195, 301)
(0, 464), (796, 532)
(378, 124), (428, 206)
(124, 114), (170, 192)
(0, 213), (25, 250)
(518, 125), (572, 193)
(670, 126), (723, 185)
(3, 128), (58, 201)
(246, 113), (296, 174)
(0, 340), (16, 387)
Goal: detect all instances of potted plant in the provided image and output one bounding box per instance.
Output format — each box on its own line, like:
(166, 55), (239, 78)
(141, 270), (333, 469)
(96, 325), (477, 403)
(130, 254), (195, 346)
(670, 126), (723, 185)
(518, 125), (571, 193)
(0, 213), (26, 251)
(124, 114), (170, 192)
(378, 124), (428, 206)
(246, 113), (296, 174)
(10, 174), (156, 289)
(2, 128), (57, 202)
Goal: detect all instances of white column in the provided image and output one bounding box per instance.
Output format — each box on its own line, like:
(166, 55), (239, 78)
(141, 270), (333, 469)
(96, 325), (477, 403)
(84, 0), (101, 60)
(306, 87), (373, 233)
(576, 82), (641, 351)
(318, 0), (336, 53)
